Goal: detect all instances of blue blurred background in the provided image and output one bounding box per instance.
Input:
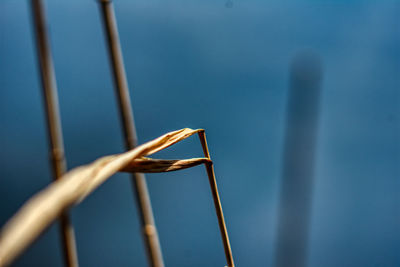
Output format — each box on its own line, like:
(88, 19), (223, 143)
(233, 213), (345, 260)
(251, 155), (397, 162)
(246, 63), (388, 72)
(0, 0), (399, 266)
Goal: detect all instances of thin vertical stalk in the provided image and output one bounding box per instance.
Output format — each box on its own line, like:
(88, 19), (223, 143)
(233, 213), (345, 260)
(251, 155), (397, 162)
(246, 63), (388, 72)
(30, 0), (79, 266)
(198, 131), (235, 267)
(97, 1), (164, 266)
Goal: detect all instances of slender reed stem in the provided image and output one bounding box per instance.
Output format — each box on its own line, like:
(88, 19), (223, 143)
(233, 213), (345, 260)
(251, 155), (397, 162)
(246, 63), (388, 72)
(97, 1), (164, 266)
(198, 131), (235, 267)
(31, 1), (78, 266)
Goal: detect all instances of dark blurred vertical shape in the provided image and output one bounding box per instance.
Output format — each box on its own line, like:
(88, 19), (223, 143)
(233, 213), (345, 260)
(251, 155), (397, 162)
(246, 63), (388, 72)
(97, 1), (164, 267)
(274, 52), (323, 267)
(30, 0), (79, 266)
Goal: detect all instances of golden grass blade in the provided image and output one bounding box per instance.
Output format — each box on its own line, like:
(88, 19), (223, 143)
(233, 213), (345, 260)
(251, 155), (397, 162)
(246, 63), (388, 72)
(140, 128), (204, 156)
(121, 157), (211, 173)
(0, 128), (202, 267)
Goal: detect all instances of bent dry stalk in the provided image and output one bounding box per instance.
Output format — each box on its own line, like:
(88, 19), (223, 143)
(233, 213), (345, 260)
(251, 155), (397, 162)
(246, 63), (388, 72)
(0, 128), (235, 267)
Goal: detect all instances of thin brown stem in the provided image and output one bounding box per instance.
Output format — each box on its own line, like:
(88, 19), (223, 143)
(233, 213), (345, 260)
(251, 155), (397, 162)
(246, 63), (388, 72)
(198, 131), (235, 267)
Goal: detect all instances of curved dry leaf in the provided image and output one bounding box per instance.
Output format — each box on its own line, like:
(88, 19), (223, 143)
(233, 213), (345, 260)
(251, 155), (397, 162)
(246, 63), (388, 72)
(0, 128), (204, 267)
(122, 157), (212, 173)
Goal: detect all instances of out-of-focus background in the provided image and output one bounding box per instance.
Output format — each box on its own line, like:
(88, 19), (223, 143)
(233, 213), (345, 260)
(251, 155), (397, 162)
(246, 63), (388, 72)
(0, 0), (399, 266)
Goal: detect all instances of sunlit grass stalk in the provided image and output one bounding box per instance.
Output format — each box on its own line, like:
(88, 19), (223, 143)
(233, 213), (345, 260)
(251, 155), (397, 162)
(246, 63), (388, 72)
(0, 128), (234, 267)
